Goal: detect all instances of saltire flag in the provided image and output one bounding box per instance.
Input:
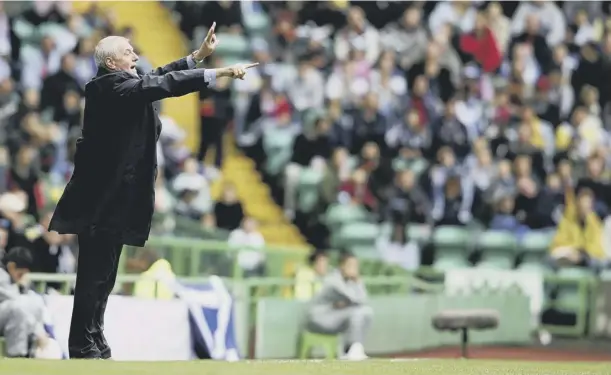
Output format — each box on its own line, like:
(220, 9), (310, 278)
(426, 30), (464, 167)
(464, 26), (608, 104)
(173, 276), (240, 361)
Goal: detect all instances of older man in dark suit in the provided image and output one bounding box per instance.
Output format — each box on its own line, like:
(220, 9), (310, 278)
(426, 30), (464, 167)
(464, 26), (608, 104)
(48, 23), (256, 359)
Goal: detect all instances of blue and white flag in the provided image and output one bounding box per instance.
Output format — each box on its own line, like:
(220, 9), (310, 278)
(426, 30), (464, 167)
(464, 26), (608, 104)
(173, 276), (240, 361)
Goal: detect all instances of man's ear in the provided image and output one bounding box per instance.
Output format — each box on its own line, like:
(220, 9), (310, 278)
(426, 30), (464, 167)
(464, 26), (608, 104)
(6, 261), (15, 272)
(105, 57), (115, 70)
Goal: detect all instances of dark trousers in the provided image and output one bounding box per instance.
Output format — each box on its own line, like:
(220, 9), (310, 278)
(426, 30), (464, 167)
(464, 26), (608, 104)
(68, 229), (123, 359)
(198, 118), (224, 168)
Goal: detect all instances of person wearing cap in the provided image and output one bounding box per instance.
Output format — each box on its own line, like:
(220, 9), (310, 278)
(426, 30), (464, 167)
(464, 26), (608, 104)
(47, 23), (258, 359)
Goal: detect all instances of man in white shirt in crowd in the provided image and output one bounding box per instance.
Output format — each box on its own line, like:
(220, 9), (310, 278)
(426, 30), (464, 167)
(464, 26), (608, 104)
(228, 217), (266, 277)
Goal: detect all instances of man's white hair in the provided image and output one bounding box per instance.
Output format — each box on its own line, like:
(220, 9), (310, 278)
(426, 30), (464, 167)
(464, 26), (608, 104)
(94, 36), (129, 68)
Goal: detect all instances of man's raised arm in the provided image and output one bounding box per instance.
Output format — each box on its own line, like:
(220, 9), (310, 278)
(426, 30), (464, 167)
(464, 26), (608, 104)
(148, 22), (219, 76)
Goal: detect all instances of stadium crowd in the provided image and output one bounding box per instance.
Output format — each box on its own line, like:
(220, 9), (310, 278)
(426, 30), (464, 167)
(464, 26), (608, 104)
(172, 0), (611, 272)
(0, 0), (608, 287)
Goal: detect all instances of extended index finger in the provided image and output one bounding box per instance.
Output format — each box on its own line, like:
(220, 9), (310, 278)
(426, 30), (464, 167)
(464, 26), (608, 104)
(205, 22), (216, 40)
(244, 62), (259, 70)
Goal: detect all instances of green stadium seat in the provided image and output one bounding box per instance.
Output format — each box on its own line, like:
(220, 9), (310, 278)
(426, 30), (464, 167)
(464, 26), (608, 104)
(244, 12), (270, 36)
(409, 159), (430, 176)
(392, 158), (429, 177)
(517, 231), (554, 271)
(392, 158), (410, 171)
(210, 33), (249, 57)
(600, 269), (611, 281)
(406, 224), (433, 245)
(298, 331), (339, 359)
(262, 129), (295, 176)
(324, 204), (370, 228)
(476, 231), (518, 269)
(433, 255), (470, 271)
(348, 245), (379, 260)
(556, 267), (593, 280)
(296, 168), (324, 213)
(516, 262), (550, 274)
(332, 222), (379, 249)
(13, 18), (36, 44)
(552, 268), (593, 312)
(432, 226), (472, 271)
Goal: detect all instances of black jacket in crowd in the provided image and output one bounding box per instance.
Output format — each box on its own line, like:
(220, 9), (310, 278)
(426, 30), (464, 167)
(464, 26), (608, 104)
(49, 58), (212, 246)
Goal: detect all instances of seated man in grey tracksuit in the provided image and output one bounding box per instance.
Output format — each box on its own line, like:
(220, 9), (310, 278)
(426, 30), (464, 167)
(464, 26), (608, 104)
(0, 247), (48, 357)
(305, 252), (373, 360)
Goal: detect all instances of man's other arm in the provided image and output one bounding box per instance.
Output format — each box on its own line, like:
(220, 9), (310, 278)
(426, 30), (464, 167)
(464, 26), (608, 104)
(114, 68), (217, 103)
(147, 55), (200, 76)
(114, 64), (255, 103)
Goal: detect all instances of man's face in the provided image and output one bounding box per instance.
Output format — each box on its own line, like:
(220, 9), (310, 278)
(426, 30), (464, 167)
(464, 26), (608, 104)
(340, 257), (359, 279)
(62, 53), (76, 73)
(347, 9), (364, 30)
(404, 8), (421, 27)
(41, 37), (55, 54)
(107, 39), (138, 76)
(313, 255), (328, 276)
(7, 262), (29, 284)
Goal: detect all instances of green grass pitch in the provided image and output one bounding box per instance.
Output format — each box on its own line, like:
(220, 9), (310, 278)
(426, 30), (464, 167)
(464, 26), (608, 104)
(1, 359), (610, 375)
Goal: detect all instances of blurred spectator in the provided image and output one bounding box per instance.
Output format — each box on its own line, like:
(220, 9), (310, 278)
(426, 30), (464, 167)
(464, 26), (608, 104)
(172, 158), (212, 221)
(380, 6), (427, 71)
(320, 147), (351, 208)
(284, 116), (332, 217)
(550, 188), (609, 270)
(40, 53), (82, 117)
(8, 145), (43, 221)
(228, 217), (265, 277)
(385, 169), (432, 227)
(211, 182), (244, 231)
(21, 35), (62, 91)
(334, 6), (380, 65)
(132, 248), (176, 300)
(376, 221), (422, 272)
(25, 211), (75, 291)
(511, 1), (566, 47)
(0, 246), (50, 358)
(287, 54), (325, 114)
(305, 252), (372, 361)
(428, 1), (477, 36)
(489, 194), (529, 239)
(294, 251), (328, 301)
(529, 173), (565, 229)
(486, 2), (510, 55)
(459, 10), (502, 73)
(198, 57), (232, 173)
(339, 169), (376, 212)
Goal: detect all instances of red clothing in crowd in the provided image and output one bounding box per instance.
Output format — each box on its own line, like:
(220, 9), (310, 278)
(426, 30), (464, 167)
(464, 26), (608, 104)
(459, 27), (502, 73)
(339, 181), (377, 210)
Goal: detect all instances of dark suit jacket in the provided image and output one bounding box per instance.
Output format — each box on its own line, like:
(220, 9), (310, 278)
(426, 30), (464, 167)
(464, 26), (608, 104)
(49, 58), (212, 246)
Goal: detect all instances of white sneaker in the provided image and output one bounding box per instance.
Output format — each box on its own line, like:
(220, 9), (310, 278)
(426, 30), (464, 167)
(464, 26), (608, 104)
(342, 342), (368, 361)
(538, 329), (552, 346)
